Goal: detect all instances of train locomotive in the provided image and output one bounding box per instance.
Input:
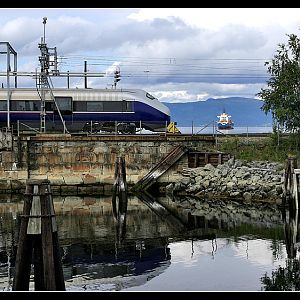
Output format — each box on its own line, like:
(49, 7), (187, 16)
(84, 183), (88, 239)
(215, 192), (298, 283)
(0, 88), (171, 134)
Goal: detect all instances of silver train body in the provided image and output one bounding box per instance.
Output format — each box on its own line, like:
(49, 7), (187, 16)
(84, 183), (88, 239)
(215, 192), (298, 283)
(0, 88), (171, 133)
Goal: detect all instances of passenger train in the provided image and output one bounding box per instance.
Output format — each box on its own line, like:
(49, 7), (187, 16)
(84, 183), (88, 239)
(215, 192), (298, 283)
(0, 88), (171, 133)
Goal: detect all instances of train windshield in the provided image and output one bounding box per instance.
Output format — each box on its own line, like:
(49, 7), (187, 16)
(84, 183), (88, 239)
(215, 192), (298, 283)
(146, 92), (156, 100)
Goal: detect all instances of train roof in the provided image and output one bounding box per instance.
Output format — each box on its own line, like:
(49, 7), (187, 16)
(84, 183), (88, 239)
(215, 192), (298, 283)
(0, 88), (152, 100)
(0, 87), (143, 92)
(0, 87), (145, 94)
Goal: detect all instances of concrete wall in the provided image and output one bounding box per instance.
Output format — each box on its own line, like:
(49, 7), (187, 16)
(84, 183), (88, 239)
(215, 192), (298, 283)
(0, 134), (215, 194)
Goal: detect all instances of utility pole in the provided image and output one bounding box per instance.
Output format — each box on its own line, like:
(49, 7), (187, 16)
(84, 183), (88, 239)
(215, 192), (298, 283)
(84, 61), (87, 89)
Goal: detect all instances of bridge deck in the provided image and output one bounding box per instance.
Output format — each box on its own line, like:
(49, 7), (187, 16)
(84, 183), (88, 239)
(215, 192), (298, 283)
(19, 133), (216, 142)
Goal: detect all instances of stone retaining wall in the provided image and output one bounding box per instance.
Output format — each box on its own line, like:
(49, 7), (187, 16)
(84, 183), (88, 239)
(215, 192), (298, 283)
(0, 134), (215, 194)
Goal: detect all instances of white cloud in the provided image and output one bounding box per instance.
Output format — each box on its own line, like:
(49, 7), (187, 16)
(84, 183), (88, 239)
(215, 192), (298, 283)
(233, 239), (287, 268)
(105, 61), (121, 76)
(128, 8), (300, 32)
(153, 90), (208, 103)
(131, 82), (265, 103)
(0, 9), (299, 101)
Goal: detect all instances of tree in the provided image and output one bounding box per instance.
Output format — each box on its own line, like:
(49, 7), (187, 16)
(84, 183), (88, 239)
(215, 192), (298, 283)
(261, 259), (300, 291)
(257, 33), (300, 133)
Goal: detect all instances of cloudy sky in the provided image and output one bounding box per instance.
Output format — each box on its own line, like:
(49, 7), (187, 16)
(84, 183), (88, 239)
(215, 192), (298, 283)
(0, 8), (299, 103)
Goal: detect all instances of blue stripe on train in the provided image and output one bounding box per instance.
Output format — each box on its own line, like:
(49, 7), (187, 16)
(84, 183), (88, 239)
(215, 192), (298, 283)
(0, 101), (170, 123)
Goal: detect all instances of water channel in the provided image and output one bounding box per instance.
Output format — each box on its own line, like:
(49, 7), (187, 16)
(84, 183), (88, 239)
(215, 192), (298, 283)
(0, 192), (298, 291)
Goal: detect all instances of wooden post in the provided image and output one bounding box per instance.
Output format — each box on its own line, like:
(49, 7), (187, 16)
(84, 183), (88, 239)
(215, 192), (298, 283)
(283, 157), (299, 210)
(282, 157), (299, 259)
(204, 153), (209, 165)
(12, 185), (34, 291)
(194, 153), (198, 168)
(218, 153), (222, 165)
(112, 157), (128, 245)
(13, 179), (65, 291)
(283, 203), (298, 259)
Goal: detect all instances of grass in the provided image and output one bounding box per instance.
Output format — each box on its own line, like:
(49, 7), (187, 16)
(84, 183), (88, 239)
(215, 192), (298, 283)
(217, 132), (300, 163)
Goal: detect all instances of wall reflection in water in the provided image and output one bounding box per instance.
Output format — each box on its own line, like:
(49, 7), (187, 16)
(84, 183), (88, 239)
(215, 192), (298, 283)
(0, 192), (290, 291)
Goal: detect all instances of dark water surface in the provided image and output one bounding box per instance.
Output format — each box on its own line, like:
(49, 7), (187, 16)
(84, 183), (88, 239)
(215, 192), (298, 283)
(0, 194), (297, 291)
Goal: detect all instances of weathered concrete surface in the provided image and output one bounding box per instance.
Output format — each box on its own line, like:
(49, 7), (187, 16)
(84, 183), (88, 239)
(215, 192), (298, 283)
(0, 134), (215, 194)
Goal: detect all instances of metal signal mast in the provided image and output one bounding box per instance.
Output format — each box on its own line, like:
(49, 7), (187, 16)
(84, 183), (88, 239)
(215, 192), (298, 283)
(0, 17), (107, 134)
(38, 17), (49, 133)
(37, 17), (67, 133)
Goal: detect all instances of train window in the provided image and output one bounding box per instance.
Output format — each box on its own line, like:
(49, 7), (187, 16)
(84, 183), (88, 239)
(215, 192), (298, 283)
(73, 101), (132, 112)
(25, 101), (41, 111)
(46, 101), (54, 111)
(54, 97), (72, 115)
(25, 101), (31, 111)
(0, 101), (7, 111)
(146, 92), (155, 100)
(103, 101), (123, 112)
(11, 101), (25, 111)
(87, 101), (104, 112)
(32, 101), (41, 111)
(10, 100), (41, 111)
(122, 100), (132, 112)
(73, 101), (87, 112)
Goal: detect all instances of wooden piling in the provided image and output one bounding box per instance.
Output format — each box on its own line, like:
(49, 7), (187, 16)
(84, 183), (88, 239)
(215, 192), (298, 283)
(282, 156), (299, 210)
(13, 179), (65, 291)
(283, 204), (298, 259)
(112, 157), (128, 244)
(282, 156), (299, 259)
(12, 187), (33, 291)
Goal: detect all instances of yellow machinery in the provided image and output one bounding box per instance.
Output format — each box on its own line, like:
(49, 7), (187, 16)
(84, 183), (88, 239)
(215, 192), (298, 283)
(167, 122), (181, 134)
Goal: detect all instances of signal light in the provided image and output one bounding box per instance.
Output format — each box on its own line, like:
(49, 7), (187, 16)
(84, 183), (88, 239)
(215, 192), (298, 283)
(114, 70), (121, 83)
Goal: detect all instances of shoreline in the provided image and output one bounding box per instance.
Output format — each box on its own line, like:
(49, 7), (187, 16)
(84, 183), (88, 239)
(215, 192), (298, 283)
(164, 157), (285, 205)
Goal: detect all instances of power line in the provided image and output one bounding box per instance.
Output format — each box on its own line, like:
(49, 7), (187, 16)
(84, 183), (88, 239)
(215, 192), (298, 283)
(61, 54), (271, 61)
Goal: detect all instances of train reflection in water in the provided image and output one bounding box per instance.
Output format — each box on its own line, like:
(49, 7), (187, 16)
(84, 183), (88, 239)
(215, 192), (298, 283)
(0, 193), (287, 291)
(0, 193), (218, 291)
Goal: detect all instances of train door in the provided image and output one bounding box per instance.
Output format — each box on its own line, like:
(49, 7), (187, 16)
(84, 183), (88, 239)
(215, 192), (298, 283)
(53, 97), (73, 116)
(42, 96), (72, 131)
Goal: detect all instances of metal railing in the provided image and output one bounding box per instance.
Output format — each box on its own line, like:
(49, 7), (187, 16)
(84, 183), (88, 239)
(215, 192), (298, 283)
(17, 120), (40, 137)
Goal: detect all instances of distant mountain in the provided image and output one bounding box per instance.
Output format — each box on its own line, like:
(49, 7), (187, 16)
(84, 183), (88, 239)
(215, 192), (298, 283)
(163, 97), (273, 127)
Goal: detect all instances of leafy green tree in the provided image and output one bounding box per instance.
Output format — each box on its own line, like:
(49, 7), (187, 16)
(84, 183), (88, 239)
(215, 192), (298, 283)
(257, 33), (300, 132)
(261, 259), (300, 291)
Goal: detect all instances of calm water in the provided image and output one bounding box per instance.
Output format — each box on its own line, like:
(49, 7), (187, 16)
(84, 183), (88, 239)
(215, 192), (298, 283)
(0, 193), (297, 291)
(179, 126), (273, 135)
(139, 126), (273, 135)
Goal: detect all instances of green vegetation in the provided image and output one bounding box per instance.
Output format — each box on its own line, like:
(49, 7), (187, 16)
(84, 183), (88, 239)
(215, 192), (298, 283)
(257, 32), (300, 133)
(261, 259), (300, 291)
(219, 32), (300, 164)
(218, 133), (300, 163)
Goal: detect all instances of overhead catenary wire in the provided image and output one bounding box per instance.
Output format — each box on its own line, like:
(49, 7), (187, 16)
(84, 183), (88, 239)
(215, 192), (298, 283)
(0, 54), (271, 85)
(56, 55), (270, 81)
